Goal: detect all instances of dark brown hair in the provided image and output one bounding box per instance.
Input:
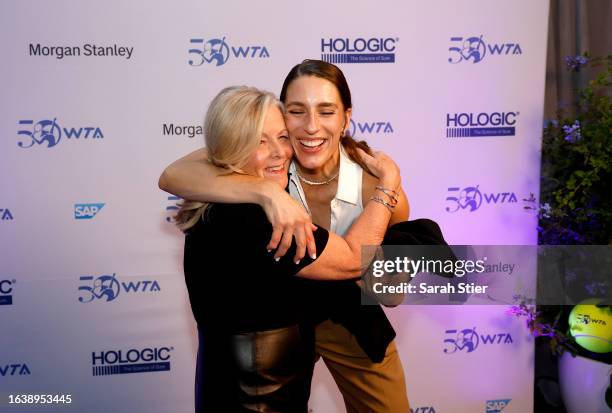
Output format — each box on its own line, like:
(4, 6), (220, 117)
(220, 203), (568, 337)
(280, 59), (373, 174)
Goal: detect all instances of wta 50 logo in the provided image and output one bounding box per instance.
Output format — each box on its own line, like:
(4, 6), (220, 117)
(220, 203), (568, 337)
(188, 37), (270, 67)
(74, 203), (105, 220)
(446, 186), (518, 213)
(448, 35), (522, 64)
(92, 346), (173, 376)
(486, 399), (511, 413)
(410, 406), (437, 413)
(0, 208), (14, 221)
(443, 327), (513, 354)
(0, 362), (31, 377)
(349, 119), (394, 136)
(446, 111), (518, 138)
(1, 279), (15, 305)
(78, 273), (161, 303)
(321, 37), (397, 64)
(17, 118), (104, 149)
(165, 195), (181, 223)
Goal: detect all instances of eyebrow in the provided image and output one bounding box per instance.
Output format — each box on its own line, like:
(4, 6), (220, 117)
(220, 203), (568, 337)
(285, 101), (339, 109)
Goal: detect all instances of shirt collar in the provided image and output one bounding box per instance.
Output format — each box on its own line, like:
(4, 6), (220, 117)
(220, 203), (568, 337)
(335, 144), (360, 205)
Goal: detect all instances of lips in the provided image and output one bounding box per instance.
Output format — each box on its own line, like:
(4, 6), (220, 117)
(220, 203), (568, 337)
(265, 162), (287, 175)
(297, 138), (327, 153)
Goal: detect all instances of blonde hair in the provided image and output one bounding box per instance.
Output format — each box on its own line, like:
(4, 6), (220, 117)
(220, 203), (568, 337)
(174, 86), (282, 231)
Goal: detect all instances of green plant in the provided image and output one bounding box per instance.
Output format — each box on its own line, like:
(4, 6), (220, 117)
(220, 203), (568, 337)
(510, 54), (612, 356)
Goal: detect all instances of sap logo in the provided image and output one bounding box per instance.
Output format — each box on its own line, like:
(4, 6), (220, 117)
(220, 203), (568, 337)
(446, 112), (518, 138)
(0, 363), (31, 377)
(188, 37), (270, 67)
(166, 195), (181, 223)
(162, 123), (202, 138)
(443, 327), (513, 354)
(445, 186), (518, 213)
(410, 407), (437, 413)
(0, 279), (15, 306)
(448, 35), (522, 64)
(78, 273), (161, 303)
(91, 346), (173, 376)
(486, 399), (511, 413)
(575, 313), (607, 326)
(321, 37), (398, 64)
(0, 208), (14, 220)
(349, 119), (394, 136)
(17, 118), (104, 149)
(74, 203), (105, 220)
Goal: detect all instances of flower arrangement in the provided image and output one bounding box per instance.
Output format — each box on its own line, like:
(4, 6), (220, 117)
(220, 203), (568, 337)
(509, 53), (611, 356)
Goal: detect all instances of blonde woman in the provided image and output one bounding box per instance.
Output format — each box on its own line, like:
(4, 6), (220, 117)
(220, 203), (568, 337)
(175, 86), (401, 412)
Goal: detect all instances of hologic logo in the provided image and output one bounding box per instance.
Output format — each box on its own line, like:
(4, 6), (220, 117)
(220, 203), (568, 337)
(91, 346), (173, 376)
(411, 407), (437, 413)
(0, 279), (15, 305)
(446, 112), (518, 138)
(163, 123), (202, 139)
(166, 195), (181, 223)
(448, 35), (522, 64)
(0, 208), (14, 221)
(17, 118), (104, 149)
(0, 363), (31, 377)
(443, 327), (513, 354)
(349, 119), (394, 136)
(486, 399), (511, 413)
(78, 273), (161, 303)
(321, 37), (397, 64)
(445, 186), (518, 213)
(188, 37), (270, 67)
(74, 203), (105, 220)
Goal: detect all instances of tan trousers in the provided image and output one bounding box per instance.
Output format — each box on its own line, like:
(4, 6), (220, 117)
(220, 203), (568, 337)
(315, 319), (410, 413)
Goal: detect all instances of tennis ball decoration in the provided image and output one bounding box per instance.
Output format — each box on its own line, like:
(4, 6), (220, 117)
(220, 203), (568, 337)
(568, 299), (612, 353)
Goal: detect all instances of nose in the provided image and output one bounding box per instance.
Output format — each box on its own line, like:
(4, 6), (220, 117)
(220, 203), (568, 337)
(269, 137), (283, 159)
(304, 112), (319, 134)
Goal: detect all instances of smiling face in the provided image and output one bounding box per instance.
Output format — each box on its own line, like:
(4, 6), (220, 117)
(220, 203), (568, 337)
(242, 105), (292, 188)
(283, 75), (352, 174)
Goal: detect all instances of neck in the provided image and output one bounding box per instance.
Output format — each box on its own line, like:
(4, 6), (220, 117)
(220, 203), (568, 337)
(297, 150), (340, 182)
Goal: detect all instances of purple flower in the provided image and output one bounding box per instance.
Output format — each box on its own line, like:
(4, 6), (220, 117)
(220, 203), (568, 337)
(565, 55), (589, 71)
(563, 120), (581, 142)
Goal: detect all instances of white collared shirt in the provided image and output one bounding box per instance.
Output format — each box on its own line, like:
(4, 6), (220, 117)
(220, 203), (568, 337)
(288, 145), (363, 236)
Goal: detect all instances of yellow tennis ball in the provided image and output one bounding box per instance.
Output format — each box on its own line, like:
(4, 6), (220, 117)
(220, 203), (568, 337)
(568, 299), (612, 353)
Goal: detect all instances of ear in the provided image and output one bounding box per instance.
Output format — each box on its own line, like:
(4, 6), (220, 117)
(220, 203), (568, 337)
(343, 108), (352, 134)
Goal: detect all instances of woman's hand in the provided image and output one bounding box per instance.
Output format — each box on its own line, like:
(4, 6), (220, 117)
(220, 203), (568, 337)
(356, 148), (401, 191)
(260, 182), (317, 263)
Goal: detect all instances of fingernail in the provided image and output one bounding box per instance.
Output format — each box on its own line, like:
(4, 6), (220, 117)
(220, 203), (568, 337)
(310, 253), (317, 259)
(295, 260), (300, 265)
(267, 249), (272, 253)
(275, 257), (280, 262)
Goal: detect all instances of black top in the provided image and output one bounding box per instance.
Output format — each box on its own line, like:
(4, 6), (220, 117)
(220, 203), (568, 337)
(183, 203), (329, 333)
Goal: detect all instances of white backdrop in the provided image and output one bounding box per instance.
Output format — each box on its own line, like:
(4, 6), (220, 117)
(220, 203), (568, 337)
(1, 1), (549, 412)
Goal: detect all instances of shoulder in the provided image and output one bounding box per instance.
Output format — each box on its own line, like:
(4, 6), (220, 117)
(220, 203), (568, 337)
(361, 169), (378, 200)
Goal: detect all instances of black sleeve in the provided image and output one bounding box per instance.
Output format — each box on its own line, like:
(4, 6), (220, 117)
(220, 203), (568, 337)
(208, 203), (329, 276)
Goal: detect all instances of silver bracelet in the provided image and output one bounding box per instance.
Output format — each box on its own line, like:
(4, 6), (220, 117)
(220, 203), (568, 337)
(375, 185), (399, 202)
(370, 195), (395, 212)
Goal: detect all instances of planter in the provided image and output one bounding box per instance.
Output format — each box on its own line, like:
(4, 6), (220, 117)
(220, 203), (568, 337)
(558, 351), (612, 413)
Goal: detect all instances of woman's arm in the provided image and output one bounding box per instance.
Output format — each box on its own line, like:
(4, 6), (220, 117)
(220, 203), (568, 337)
(297, 149), (401, 280)
(159, 149), (316, 261)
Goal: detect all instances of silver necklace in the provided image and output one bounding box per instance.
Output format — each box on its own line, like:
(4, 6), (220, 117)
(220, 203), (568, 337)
(295, 169), (339, 185)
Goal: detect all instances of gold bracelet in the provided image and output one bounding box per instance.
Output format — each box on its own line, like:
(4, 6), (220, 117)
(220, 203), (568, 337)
(370, 195), (395, 212)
